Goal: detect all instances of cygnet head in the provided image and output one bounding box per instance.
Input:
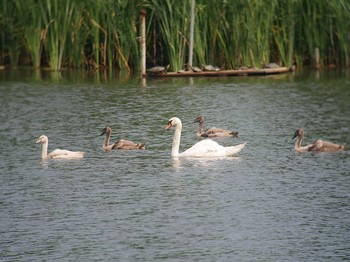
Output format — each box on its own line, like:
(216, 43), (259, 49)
(292, 128), (304, 139)
(194, 115), (205, 124)
(166, 117), (181, 130)
(36, 135), (48, 144)
(100, 127), (111, 136)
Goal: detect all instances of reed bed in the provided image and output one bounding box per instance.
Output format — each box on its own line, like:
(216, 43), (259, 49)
(0, 0), (349, 72)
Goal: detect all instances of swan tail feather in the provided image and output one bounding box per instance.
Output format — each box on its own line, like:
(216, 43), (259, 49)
(225, 142), (246, 156)
(230, 131), (239, 137)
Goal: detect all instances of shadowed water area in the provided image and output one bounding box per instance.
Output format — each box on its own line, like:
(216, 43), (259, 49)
(0, 69), (349, 261)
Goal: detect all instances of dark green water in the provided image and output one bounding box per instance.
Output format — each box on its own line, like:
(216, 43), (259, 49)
(1, 69), (349, 261)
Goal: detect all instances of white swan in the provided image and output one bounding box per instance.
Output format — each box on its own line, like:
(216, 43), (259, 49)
(36, 135), (84, 159)
(166, 117), (246, 158)
(292, 128), (347, 152)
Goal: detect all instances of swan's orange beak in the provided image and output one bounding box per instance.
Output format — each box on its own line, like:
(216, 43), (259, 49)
(165, 121), (172, 130)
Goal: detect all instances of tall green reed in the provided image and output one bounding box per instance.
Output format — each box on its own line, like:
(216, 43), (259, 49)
(68, 2), (87, 68)
(12, 0), (42, 68)
(39, 0), (76, 70)
(145, 0), (189, 71)
(327, 0), (350, 66)
(272, 0), (295, 67)
(109, 0), (140, 72)
(0, 1), (21, 66)
(1, 0), (349, 72)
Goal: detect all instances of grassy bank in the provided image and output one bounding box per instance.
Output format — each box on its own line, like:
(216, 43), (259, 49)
(0, 0), (349, 72)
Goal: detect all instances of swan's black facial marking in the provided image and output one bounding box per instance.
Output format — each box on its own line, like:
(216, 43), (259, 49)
(165, 120), (173, 130)
(292, 128), (303, 139)
(100, 127), (107, 136)
(292, 129), (299, 139)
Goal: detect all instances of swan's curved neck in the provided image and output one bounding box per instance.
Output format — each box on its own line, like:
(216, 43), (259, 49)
(295, 136), (303, 150)
(41, 140), (48, 159)
(197, 122), (204, 136)
(172, 122), (182, 157)
(104, 132), (111, 148)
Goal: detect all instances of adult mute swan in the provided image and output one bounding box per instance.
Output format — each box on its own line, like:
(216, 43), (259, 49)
(166, 117), (246, 158)
(36, 135), (84, 159)
(292, 128), (347, 152)
(100, 127), (145, 151)
(194, 115), (238, 138)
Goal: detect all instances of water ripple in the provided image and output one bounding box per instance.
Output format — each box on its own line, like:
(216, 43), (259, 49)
(0, 71), (349, 261)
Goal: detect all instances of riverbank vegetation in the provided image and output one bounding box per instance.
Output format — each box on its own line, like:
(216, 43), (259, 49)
(1, 0), (349, 72)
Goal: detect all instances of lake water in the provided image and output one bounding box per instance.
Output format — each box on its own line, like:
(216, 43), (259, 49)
(1, 69), (349, 261)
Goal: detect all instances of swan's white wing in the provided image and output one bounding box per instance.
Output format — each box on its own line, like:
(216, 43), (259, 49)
(180, 139), (227, 157)
(224, 142), (246, 156)
(48, 149), (84, 159)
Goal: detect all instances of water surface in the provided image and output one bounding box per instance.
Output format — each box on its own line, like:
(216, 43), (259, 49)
(1, 69), (350, 261)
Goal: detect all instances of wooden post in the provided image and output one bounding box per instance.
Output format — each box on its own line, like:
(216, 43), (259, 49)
(315, 47), (320, 70)
(187, 0), (195, 71)
(140, 10), (147, 77)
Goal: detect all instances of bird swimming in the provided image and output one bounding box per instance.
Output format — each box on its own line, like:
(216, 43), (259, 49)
(194, 115), (238, 138)
(100, 127), (145, 151)
(166, 117), (245, 158)
(292, 128), (347, 152)
(36, 135), (84, 159)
